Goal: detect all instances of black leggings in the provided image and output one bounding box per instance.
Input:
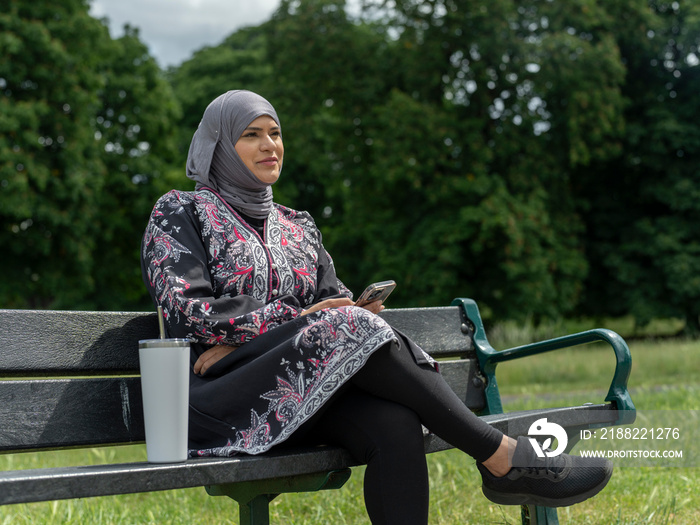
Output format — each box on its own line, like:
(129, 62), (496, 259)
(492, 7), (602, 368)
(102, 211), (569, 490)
(285, 335), (504, 525)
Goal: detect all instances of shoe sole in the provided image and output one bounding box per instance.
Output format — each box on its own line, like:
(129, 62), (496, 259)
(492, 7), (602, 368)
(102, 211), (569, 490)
(481, 462), (614, 508)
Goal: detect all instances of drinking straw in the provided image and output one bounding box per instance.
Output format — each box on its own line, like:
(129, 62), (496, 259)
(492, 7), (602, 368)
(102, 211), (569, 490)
(157, 305), (166, 339)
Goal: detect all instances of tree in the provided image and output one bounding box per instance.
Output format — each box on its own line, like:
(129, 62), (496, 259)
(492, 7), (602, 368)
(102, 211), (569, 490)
(0, 1), (180, 309)
(0, 0), (108, 307)
(338, 0), (628, 317)
(88, 25), (181, 309)
(577, 1), (700, 334)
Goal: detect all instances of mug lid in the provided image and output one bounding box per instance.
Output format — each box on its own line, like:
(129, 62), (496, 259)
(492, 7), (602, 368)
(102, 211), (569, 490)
(138, 338), (191, 348)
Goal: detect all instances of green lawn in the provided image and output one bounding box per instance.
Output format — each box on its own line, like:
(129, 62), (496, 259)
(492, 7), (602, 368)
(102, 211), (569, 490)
(1, 337), (698, 524)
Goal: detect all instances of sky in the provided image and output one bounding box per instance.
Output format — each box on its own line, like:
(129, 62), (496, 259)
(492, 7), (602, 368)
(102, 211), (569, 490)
(89, 0), (282, 68)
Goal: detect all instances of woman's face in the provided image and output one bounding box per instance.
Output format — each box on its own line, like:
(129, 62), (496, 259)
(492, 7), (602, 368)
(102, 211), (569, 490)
(234, 115), (284, 185)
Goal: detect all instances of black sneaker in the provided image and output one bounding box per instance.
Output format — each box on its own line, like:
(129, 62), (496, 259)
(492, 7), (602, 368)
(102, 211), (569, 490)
(477, 436), (613, 507)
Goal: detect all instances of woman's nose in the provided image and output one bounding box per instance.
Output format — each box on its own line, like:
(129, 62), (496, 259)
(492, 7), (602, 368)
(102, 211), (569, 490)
(260, 135), (276, 150)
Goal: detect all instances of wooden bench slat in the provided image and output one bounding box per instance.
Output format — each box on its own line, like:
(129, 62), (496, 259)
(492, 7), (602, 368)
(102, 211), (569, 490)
(0, 360), (481, 452)
(378, 307), (474, 357)
(438, 359), (485, 411)
(0, 378), (145, 451)
(0, 310), (158, 376)
(0, 307), (472, 377)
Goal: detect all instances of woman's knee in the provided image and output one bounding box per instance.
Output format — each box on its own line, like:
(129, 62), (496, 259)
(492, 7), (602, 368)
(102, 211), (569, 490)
(318, 391), (425, 461)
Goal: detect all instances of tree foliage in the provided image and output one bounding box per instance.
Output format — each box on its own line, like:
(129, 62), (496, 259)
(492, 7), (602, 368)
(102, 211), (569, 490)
(88, 26), (181, 309)
(576, 1), (700, 333)
(0, 0), (179, 309)
(1, 0), (106, 307)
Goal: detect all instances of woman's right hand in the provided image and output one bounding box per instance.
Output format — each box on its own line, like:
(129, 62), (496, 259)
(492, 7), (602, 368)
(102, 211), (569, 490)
(301, 297), (354, 316)
(194, 344), (238, 375)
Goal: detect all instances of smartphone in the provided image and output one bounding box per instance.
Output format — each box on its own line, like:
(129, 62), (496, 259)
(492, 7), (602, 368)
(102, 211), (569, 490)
(355, 280), (396, 307)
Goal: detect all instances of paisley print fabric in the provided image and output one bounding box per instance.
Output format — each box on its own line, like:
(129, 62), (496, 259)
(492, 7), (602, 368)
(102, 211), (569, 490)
(141, 188), (428, 456)
(198, 306), (395, 455)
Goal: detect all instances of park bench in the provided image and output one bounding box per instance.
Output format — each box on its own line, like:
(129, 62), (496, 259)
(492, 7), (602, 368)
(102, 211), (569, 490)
(0, 298), (635, 525)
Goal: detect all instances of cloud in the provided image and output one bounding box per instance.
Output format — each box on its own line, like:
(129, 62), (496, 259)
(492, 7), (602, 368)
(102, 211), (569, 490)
(90, 0), (281, 67)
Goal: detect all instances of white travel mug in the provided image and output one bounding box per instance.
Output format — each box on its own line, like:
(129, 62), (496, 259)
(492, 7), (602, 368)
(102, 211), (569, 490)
(138, 338), (190, 463)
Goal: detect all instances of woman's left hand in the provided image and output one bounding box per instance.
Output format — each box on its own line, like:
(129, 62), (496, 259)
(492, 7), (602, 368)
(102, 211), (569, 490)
(194, 344), (238, 375)
(360, 300), (385, 315)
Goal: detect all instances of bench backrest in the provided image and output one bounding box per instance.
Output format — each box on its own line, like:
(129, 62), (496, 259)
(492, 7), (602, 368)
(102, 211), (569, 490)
(0, 307), (485, 453)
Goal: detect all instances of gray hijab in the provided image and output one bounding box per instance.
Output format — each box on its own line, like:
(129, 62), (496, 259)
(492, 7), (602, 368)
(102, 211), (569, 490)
(186, 90), (281, 219)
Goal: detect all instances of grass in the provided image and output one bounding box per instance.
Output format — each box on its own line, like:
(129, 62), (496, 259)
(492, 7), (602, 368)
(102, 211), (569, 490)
(1, 332), (698, 524)
(486, 316), (687, 350)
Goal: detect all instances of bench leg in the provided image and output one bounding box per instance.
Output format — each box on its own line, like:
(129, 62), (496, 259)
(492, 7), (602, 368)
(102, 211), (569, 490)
(206, 468), (352, 525)
(239, 494), (276, 525)
(521, 505), (559, 524)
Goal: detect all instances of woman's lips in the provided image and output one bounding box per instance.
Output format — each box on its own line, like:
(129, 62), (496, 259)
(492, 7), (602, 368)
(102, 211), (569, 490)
(258, 157), (278, 166)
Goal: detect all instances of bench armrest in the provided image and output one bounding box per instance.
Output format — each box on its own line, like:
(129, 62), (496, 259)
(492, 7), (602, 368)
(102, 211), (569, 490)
(452, 298), (635, 422)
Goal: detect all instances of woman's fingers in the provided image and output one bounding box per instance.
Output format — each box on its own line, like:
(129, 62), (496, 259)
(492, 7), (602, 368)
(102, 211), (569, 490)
(301, 298), (386, 316)
(361, 300), (385, 314)
(194, 344), (237, 375)
(301, 297), (354, 315)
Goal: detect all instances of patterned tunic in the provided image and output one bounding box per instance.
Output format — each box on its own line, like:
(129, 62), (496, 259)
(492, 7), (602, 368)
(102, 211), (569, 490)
(141, 188), (431, 456)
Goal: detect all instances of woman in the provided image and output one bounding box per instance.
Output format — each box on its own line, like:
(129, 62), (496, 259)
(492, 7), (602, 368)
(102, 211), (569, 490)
(141, 90), (612, 524)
